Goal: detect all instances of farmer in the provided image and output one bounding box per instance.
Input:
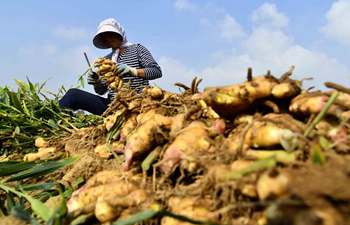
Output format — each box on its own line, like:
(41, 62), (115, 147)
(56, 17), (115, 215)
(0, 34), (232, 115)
(59, 18), (162, 115)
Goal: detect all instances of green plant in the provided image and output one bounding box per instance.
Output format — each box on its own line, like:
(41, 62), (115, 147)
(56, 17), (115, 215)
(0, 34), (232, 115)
(0, 158), (76, 224)
(0, 79), (102, 155)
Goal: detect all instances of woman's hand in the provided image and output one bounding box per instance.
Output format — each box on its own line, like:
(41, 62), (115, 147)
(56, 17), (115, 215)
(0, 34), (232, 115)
(116, 64), (138, 77)
(87, 70), (99, 85)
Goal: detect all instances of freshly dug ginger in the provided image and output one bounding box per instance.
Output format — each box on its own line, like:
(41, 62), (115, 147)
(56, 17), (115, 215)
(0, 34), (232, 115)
(202, 75), (279, 116)
(111, 141), (125, 153)
(123, 113), (173, 170)
(83, 170), (141, 189)
(143, 86), (164, 99)
(67, 170), (147, 223)
(289, 92), (344, 117)
(94, 58), (116, 75)
(221, 123), (250, 154)
(207, 160), (254, 182)
(160, 121), (218, 174)
(83, 170), (123, 188)
(93, 57), (124, 91)
(94, 144), (112, 159)
(257, 170), (289, 200)
(34, 137), (49, 148)
(136, 109), (158, 124)
(104, 109), (125, 131)
(333, 91), (350, 109)
(23, 147), (58, 161)
(95, 189), (148, 223)
(263, 113), (306, 133)
(162, 197), (216, 225)
(94, 198), (119, 223)
(119, 114), (138, 142)
(61, 154), (104, 187)
(246, 121), (296, 149)
(67, 176), (140, 214)
(198, 99), (220, 119)
(222, 114), (301, 154)
(271, 80), (301, 98)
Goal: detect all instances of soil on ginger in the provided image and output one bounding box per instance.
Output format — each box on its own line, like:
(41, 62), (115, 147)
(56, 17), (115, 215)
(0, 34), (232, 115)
(10, 68), (350, 225)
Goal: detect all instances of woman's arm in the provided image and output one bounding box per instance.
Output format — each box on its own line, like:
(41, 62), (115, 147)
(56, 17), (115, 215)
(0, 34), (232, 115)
(137, 44), (162, 80)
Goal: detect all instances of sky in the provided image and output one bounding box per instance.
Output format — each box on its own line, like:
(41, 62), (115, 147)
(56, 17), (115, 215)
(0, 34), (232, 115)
(0, 0), (349, 94)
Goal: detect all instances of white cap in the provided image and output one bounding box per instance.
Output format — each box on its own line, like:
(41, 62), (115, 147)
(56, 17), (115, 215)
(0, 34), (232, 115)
(93, 18), (126, 49)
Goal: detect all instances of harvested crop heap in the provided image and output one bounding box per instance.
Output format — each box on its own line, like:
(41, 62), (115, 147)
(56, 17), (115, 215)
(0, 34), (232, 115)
(94, 58), (124, 91)
(3, 62), (350, 225)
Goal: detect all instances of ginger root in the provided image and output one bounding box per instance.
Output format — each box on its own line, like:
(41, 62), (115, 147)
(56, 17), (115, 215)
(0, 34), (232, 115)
(202, 75), (279, 116)
(23, 147), (58, 161)
(123, 113), (173, 170)
(160, 121), (216, 174)
(162, 197), (216, 225)
(67, 170), (146, 223)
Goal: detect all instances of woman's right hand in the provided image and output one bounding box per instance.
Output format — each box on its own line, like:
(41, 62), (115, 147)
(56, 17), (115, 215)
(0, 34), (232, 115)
(87, 70), (99, 85)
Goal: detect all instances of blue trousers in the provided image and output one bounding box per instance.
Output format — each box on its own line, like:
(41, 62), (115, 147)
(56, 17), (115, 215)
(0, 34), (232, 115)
(59, 88), (111, 115)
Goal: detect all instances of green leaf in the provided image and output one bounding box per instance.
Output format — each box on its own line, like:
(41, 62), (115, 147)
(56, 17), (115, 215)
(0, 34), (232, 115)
(113, 209), (220, 225)
(46, 186), (68, 225)
(20, 182), (56, 192)
(38, 80), (48, 93)
(2, 87), (11, 105)
(6, 192), (15, 212)
(163, 210), (220, 225)
(8, 91), (24, 113)
(304, 92), (339, 137)
(69, 213), (94, 225)
(0, 161), (37, 176)
(6, 158), (76, 182)
(15, 80), (29, 94)
(26, 195), (53, 221)
(246, 150), (296, 164)
(14, 126), (21, 135)
(72, 176), (85, 190)
(22, 100), (32, 117)
(311, 144), (326, 165)
(319, 136), (332, 150)
(26, 77), (40, 102)
(112, 210), (159, 225)
(10, 205), (32, 222)
(0, 79), (102, 154)
(78, 75), (85, 89)
(47, 119), (58, 129)
(107, 111), (126, 143)
(0, 183), (53, 222)
(225, 157), (277, 180)
(142, 147), (161, 173)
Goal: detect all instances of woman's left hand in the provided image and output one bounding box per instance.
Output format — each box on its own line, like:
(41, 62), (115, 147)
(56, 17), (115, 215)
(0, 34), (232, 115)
(116, 64), (138, 77)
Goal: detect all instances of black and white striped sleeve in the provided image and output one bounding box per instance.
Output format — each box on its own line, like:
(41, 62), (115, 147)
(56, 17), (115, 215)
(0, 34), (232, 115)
(137, 44), (162, 80)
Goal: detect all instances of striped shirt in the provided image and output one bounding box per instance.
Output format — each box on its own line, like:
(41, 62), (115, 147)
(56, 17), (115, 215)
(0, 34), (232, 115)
(93, 43), (162, 98)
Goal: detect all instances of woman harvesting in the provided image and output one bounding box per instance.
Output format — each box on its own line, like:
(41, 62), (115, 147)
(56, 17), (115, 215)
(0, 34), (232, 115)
(59, 18), (162, 115)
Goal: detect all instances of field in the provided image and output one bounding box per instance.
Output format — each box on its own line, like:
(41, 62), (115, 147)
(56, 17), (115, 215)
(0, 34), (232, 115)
(1, 65), (350, 225)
